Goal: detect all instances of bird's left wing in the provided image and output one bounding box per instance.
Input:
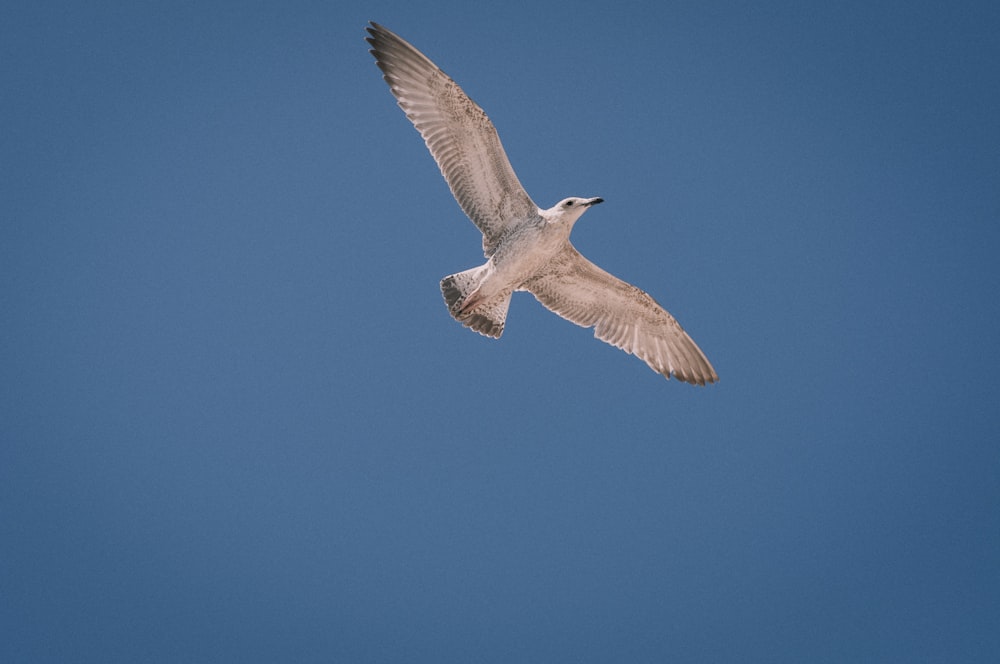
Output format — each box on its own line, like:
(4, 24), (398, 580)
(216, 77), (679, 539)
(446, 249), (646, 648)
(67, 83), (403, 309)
(366, 22), (538, 256)
(522, 245), (718, 385)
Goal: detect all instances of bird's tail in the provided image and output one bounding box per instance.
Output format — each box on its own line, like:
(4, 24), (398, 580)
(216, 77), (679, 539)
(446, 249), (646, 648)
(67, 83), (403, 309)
(441, 267), (511, 339)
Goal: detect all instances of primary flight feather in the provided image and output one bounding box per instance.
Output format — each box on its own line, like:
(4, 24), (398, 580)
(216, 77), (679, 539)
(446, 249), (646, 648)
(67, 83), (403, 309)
(366, 22), (718, 385)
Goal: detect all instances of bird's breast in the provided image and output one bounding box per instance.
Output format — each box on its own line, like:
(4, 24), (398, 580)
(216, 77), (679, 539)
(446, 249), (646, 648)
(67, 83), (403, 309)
(490, 223), (568, 286)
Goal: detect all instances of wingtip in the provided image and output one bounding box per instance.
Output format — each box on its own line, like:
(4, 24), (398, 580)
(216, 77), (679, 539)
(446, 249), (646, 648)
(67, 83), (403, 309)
(687, 372), (719, 387)
(365, 21), (383, 42)
(665, 364), (718, 386)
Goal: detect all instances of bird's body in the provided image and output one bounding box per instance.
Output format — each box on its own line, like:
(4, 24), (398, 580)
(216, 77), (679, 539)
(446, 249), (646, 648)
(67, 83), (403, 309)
(366, 22), (718, 385)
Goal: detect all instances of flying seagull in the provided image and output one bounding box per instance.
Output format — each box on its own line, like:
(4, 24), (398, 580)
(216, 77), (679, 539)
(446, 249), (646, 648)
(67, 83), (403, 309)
(366, 22), (718, 385)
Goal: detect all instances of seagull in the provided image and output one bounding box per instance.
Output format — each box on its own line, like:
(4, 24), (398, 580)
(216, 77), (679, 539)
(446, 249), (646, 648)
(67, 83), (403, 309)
(366, 22), (718, 385)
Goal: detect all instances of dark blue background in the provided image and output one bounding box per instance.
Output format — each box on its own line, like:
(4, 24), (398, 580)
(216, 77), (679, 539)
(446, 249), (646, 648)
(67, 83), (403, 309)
(3, 1), (998, 661)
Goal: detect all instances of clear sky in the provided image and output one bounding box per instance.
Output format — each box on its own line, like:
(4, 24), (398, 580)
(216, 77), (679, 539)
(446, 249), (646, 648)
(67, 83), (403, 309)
(2, 1), (998, 662)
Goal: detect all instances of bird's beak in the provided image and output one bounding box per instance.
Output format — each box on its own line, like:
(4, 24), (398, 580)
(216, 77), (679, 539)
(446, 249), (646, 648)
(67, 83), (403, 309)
(584, 197), (604, 207)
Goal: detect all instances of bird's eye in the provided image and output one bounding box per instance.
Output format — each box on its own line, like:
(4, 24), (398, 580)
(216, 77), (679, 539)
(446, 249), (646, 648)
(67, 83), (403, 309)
(566, 200), (574, 206)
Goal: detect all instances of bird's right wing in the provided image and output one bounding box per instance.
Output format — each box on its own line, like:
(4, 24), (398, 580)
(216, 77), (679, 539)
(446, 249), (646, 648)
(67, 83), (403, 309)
(366, 22), (538, 256)
(523, 245), (718, 385)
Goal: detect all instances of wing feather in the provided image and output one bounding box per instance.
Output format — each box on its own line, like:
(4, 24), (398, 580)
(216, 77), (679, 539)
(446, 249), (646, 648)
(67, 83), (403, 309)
(523, 245), (719, 385)
(366, 22), (538, 255)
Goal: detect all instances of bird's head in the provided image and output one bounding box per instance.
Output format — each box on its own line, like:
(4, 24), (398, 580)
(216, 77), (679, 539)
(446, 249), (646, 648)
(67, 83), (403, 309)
(547, 196), (604, 225)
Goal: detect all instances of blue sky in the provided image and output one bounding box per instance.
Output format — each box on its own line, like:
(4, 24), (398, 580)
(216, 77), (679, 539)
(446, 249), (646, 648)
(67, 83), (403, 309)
(2, 1), (998, 662)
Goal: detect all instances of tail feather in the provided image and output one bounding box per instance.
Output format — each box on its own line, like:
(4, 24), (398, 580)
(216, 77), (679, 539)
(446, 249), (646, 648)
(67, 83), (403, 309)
(440, 268), (511, 339)
(440, 268), (483, 314)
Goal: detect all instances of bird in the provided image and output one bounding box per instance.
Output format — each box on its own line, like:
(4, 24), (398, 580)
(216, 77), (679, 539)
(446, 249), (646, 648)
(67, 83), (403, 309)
(365, 22), (718, 385)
